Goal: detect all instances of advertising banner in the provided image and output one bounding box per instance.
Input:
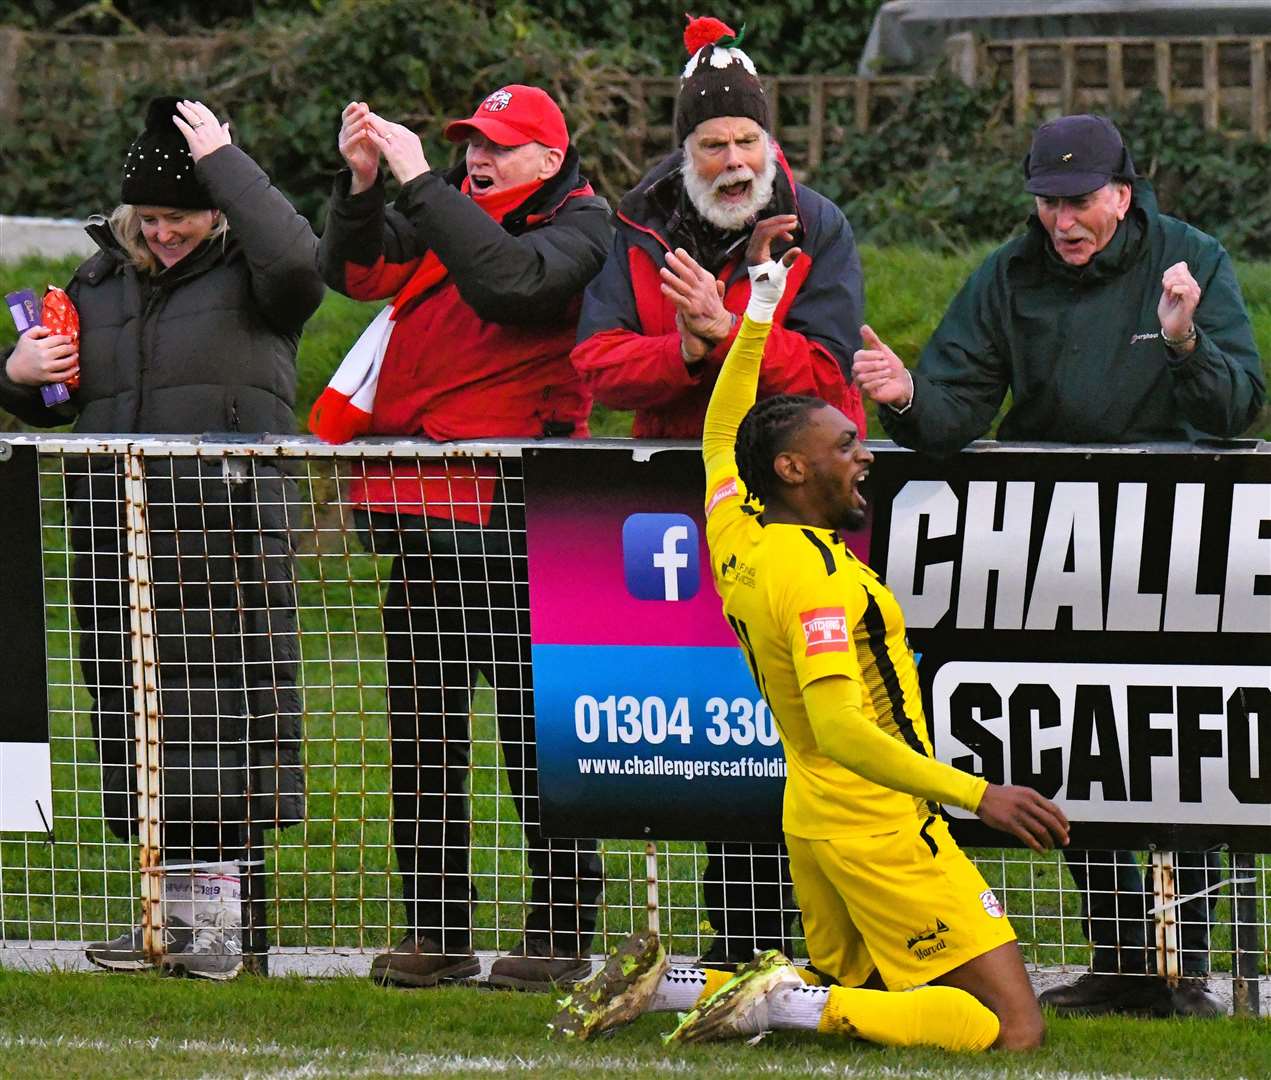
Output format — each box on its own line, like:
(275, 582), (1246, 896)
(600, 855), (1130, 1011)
(525, 443), (1271, 850)
(870, 446), (1271, 851)
(525, 447), (797, 842)
(0, 443), (53, 833)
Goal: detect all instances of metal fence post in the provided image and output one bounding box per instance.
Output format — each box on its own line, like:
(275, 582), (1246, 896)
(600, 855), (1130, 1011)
(123, 447), (165, 961)
(1231, 852), (1263, 1017)
(645, 841), (659, 937)
(1151, 850), (1180, 985)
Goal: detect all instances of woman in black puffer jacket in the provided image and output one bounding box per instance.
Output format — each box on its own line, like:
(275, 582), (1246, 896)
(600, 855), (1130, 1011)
(0, 98), (323, 980)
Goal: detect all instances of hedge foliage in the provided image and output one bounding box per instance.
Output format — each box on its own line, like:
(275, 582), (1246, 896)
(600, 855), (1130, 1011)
(529, 0), (887, 73)
(813, 72), (1271, 258)
(6, 2), (1271, 258)
(1, 0), (887, 70)
(1, 0), (654, 225)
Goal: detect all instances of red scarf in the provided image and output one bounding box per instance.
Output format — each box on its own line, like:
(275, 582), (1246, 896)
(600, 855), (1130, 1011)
(308, 174), (546, 444)
(385, 174), (545, 317)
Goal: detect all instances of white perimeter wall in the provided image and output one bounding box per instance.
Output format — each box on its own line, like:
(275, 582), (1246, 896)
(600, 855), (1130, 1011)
(0, 215), (96, 264)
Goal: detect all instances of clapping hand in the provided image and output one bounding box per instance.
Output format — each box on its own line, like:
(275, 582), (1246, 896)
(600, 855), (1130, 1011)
(361, 113), (430, 188)
(338, 102), (381, 194)
(661, 249), (732, 367)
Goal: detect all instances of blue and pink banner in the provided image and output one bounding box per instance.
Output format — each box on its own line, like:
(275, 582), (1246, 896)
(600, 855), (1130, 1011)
(524, 446), (800, 841)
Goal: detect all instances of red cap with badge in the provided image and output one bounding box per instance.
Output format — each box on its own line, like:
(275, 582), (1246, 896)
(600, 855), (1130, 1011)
(444, 85), (569, 152)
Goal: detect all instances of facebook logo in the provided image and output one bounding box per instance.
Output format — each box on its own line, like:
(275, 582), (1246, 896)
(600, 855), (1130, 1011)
(622, 513), (700, 601)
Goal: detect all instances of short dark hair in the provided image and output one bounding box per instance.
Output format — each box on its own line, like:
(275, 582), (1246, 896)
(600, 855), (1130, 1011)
(735, 394), (823, 506)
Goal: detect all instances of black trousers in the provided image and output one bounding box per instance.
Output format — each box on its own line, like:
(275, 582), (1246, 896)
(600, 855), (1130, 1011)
(363, 504), (603, 955)
(1064, 848), (1221, 976)
(72, 460), (304, 858)
(703, 842), (798, 956)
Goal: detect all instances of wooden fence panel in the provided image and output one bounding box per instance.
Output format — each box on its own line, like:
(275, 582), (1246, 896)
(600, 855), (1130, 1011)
(5, 30), (1271, 185)
(986, 35), (1271, 138)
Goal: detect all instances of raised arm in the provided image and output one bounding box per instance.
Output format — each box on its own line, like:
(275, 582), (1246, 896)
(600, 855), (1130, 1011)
(696, 216), (802, 492)
(1159, 252), (1265, 436)
(175, 100), (323, 333)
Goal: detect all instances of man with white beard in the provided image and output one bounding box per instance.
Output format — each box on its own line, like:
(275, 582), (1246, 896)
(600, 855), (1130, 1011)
(571, 14), (866, 967)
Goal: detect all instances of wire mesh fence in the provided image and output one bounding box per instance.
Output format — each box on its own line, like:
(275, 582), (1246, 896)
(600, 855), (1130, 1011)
(0, 436), (1265, 996)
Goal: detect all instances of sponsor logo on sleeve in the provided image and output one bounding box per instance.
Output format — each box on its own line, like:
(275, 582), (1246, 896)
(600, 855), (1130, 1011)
(800, 607), (850, 655)
(706, 477), (740, 516)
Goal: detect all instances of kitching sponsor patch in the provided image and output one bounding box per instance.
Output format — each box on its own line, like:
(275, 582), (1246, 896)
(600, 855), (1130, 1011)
(801, 607), (850, 655)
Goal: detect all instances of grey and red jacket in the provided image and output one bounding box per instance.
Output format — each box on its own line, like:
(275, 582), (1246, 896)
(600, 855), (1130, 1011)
(319, 146), (612, 442)
(571, 145), (865, 439)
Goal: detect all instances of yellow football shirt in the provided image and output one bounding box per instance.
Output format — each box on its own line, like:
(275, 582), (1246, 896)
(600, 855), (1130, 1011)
(702, 316), (986, 840)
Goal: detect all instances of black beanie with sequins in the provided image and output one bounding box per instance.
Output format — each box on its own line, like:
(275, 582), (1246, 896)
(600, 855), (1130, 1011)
(120, 97), (214, 209)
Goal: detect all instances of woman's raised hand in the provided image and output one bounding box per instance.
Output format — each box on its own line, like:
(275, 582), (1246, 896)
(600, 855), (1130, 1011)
(172, 100), (232, 163)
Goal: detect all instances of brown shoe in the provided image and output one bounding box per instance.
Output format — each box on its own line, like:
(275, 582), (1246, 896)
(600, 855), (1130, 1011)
(488, 938), (591, 992)
(370, 933), (480, 988)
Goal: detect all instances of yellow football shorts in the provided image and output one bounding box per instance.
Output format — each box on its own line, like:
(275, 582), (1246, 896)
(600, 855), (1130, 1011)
(786, 813), (1017, 991)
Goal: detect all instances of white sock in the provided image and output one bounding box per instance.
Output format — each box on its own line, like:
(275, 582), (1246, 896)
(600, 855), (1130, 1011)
(767, 983), (830, 1030)
(648, 966), (708, 1012)
(191, 861), (242, 929)
(162, 872), (194, 927)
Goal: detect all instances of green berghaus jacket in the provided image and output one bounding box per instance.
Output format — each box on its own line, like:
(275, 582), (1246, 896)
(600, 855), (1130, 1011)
(880, 180), (1265, 455)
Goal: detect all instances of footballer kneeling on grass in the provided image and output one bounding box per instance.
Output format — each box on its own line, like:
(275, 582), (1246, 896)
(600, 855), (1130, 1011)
(550, 215), (1071, 1052)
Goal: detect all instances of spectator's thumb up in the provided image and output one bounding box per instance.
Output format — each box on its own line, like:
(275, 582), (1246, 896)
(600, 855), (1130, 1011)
(859, 324), (889, 355)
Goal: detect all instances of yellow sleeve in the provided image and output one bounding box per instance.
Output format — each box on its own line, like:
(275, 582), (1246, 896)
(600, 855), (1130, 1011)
(702, 314), (772, 514)
(803, 675), (988, 813)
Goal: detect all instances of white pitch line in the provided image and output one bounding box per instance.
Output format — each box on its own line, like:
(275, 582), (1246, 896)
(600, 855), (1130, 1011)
(0, 1035), (1194, 1080)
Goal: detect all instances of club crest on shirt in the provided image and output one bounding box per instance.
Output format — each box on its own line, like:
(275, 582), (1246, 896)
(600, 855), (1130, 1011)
(980, 889), (1005, 918)
(483, 89), (513, 112)
(800, 607), (850, 654)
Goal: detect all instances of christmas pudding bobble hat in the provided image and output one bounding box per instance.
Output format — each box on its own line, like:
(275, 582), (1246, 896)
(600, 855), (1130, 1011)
(674, 14), (770, 143)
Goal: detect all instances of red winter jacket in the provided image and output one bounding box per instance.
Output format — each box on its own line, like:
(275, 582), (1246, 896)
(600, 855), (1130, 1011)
(320, 149), (611, 442)
(318, 150), (612, 522)
(571, 146), (866, 439)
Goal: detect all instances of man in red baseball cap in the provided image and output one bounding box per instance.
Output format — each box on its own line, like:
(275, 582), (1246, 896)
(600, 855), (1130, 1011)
(317, 87), (610, 993)
(445, 83), (569, 157)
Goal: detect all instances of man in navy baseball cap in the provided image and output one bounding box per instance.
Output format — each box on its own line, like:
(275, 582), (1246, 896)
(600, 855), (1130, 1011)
(852, 111), (1262, 1020)
(1023, 113), (1136, 197)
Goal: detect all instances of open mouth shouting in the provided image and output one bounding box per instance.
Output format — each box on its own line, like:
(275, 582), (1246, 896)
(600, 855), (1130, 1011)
(852, 466), (870, 511)
(715, 176), (753, 203)
(470, 173), (496, 191)
(712, 169), (756, 206)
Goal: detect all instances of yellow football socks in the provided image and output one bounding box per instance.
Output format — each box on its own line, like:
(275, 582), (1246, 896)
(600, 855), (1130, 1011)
(698, 967), (737, 1001)
(817, 984), (1000, 1051)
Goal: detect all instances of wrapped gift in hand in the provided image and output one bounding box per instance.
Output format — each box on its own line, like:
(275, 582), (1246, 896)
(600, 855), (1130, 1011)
(39, 286), (81, 405)
(5, 285), (81, 406)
